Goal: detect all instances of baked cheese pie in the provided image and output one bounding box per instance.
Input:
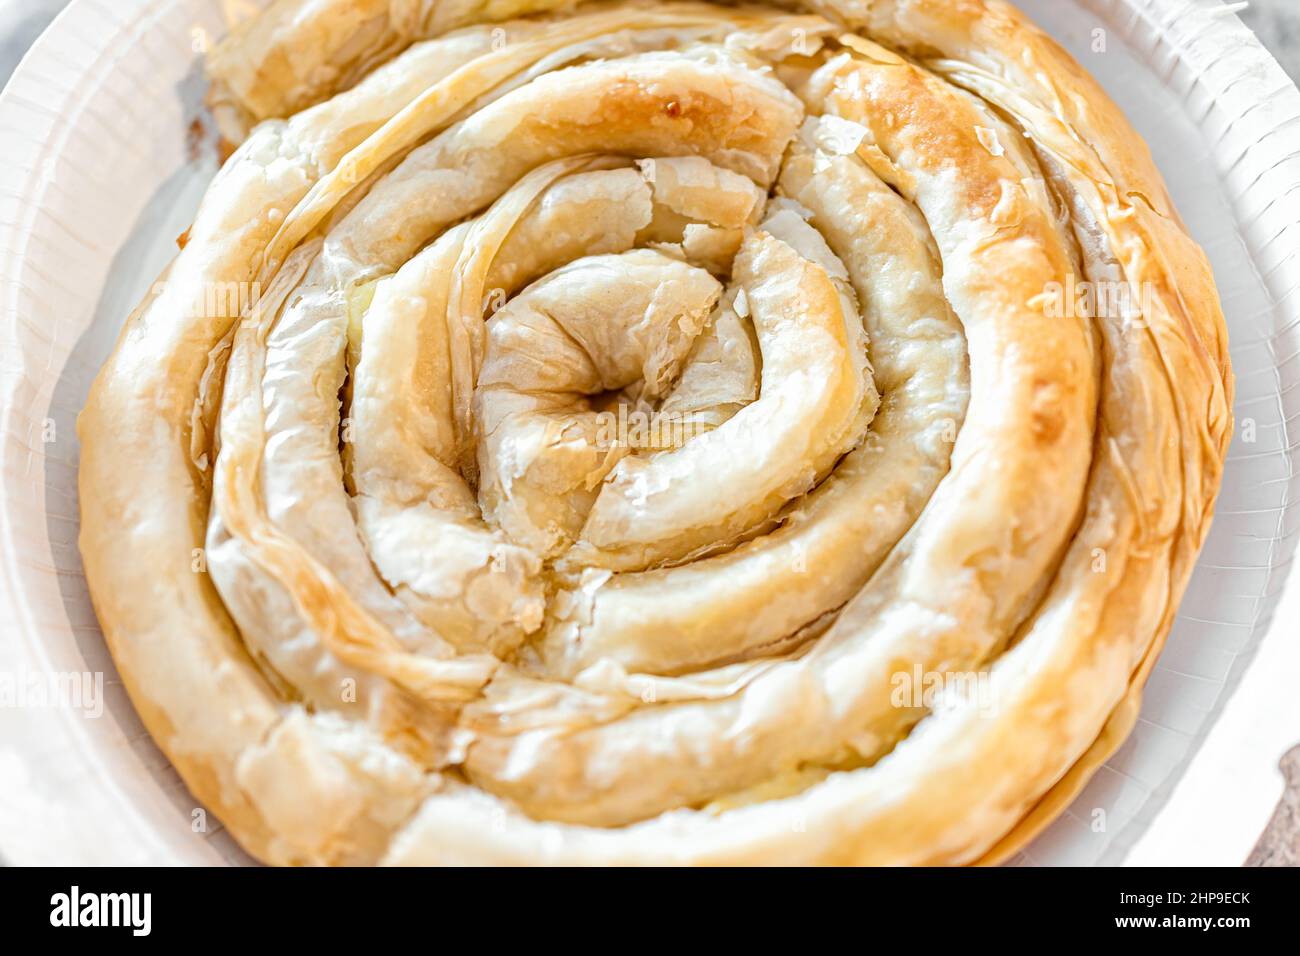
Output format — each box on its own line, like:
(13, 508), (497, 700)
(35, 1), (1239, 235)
(77, 0), (1233, 865)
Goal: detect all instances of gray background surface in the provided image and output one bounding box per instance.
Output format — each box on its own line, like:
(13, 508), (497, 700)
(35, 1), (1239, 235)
(0, 0), (66, 90)
(1244, 0), (1300, 79)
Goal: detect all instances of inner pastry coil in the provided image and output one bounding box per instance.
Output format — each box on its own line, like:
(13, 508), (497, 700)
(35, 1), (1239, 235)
(78, 0), (1233, 865)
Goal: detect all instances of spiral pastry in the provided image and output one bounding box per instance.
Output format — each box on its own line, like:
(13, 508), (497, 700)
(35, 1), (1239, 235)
(78, 0), (1232, 865)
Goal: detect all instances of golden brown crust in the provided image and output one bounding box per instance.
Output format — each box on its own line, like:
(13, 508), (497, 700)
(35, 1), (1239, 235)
(78, 0), (1232, 865)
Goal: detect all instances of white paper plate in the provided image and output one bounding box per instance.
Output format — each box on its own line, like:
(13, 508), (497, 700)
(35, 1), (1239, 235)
(2, 0), (1298, 866)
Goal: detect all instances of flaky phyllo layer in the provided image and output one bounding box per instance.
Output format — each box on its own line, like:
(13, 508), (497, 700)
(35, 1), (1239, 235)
(78, 0), (1232, 865)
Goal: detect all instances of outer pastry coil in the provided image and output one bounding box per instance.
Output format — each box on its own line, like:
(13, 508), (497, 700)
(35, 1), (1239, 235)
(77, 0), (1233, 865)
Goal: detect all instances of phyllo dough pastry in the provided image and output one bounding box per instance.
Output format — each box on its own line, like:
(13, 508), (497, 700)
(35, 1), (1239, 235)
(78, 0), (1232, 865)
